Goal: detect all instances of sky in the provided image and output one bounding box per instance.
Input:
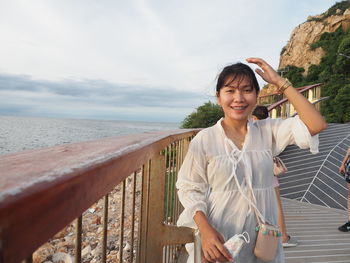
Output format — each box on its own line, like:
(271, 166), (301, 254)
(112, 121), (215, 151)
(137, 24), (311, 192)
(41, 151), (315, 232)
(0, 0), (339, 123)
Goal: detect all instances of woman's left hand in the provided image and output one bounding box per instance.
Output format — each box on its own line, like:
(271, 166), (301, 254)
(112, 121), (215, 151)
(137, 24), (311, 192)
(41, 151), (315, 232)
(246, 57), (284, 87)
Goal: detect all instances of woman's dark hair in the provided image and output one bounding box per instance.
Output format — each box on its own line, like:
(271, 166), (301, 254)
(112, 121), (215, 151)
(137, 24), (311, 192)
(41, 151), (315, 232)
(252, 105), (269, 120)
(216, 63), (260, 95)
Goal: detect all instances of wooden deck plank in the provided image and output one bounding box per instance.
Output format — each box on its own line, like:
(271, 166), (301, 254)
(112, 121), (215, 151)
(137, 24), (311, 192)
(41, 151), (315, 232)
(178, 198), (350, 262)
(282, 198), (350, 263)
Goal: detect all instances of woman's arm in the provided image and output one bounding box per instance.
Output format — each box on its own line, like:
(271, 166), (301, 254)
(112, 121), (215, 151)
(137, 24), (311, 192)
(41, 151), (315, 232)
(176, 137), (231, 262)
(194, 211), (232, 262)
(246, 57), (327, 136)
(339, 147), (350, 174)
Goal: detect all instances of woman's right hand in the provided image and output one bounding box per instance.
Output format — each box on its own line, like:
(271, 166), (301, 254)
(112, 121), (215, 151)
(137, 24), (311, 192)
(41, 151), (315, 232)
(246, 57), (284, 87)
(339, 164), (346, 175)
(200, 224), (232, 262)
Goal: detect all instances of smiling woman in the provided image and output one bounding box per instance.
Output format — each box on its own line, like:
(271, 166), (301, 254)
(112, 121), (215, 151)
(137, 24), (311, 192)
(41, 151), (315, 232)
(176, 58), (326, 263)
(216, 63), (259, 142)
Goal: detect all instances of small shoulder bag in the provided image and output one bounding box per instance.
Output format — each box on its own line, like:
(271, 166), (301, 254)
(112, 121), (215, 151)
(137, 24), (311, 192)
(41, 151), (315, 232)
(225, 144), (281, 261)
(231, 164), (281, 261)
(273, 157), (288, 176)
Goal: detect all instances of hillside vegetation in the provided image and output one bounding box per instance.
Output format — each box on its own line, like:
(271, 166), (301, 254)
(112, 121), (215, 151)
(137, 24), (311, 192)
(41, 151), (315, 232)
(280, 24), (350, 123)
(182, 1), (350, 128)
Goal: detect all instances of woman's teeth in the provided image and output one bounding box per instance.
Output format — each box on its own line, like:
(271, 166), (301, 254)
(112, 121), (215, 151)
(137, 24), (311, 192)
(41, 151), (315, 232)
(231, 106), (247, 110)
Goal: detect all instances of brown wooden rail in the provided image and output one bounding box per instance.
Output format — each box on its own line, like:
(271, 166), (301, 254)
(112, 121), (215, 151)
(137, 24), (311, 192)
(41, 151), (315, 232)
(267, 83), (322, 111)
(0, 129), (200, 263)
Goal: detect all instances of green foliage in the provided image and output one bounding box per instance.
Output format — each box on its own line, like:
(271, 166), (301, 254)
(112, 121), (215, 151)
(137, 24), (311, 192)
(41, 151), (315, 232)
(305, 64), (322, 82)
(310, 27), (344, 51)
(333, 85), (350, 122)
(335, 36), (350, 74)
(282, 25), (350, 123)
(307, 1), (350, 22)
(280, 46), (286, 56)
(181, 101), (223, 128)
(280, 66), (305, 84)
(325, 1), (350, 17)
(183, 2), (350, 125)
(307, 17), (324, 23)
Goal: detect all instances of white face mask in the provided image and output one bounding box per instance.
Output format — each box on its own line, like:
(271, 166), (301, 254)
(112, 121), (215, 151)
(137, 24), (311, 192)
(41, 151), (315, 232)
(224, 231), (250, 261)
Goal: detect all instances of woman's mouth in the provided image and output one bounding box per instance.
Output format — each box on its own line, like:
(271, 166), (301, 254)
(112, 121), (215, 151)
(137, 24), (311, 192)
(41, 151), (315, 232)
(230, 105), (248, 111)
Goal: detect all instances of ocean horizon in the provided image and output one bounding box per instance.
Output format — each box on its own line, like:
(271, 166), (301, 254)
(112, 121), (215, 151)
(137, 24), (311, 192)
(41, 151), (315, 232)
(0, 115), (180, 155)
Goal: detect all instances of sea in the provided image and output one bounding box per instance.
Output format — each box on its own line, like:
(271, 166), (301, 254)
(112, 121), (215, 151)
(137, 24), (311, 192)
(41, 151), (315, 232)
(0, 115), (180, 155)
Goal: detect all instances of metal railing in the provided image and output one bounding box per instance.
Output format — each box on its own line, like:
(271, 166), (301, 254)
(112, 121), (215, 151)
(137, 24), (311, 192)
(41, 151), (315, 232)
(265, 84), (323, 118)
(0, 129), (200, 263)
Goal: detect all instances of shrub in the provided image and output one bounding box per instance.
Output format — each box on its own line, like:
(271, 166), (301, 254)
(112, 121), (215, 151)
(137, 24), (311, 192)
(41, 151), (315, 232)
(181, 101), (223, 128)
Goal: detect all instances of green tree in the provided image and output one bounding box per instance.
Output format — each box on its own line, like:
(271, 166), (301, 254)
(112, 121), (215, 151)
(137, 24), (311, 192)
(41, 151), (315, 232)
(333, 84), (350, 123)
(280, 66), (305, 84)
(335, 36), (350, 74)
(281, 25), (350, 123)
(181, 101), (223, 128)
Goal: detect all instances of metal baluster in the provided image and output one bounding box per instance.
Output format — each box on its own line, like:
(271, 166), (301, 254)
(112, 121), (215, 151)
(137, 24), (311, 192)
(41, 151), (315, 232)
(75, 216), (82, 263)
(119, 180), (126, 261)
(130, 172), (137, 262)
(102, 194), (109, 263)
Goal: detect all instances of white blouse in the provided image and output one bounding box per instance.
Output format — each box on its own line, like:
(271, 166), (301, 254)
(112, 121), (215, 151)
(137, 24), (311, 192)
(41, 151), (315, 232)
(176, 116), (319, 263)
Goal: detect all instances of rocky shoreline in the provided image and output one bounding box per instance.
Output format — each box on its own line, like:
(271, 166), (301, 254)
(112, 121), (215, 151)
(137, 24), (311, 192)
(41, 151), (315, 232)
(33, 175), (142, 263)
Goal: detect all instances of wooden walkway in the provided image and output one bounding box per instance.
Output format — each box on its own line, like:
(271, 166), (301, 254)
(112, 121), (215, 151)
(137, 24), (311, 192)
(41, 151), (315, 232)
(283, 198), (350, 263)
(178, 198), (350, 263)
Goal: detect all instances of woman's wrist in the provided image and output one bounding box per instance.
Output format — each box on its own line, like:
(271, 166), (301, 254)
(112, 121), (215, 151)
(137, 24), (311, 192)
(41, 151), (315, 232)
(274, 77), (285, 88)
(276, 78), (293, 94)
(194, 211), (211, 231)
(197, 218), (212, 232)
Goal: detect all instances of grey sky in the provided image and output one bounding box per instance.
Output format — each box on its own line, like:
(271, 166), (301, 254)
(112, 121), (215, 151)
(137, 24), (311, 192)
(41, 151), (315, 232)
(0, 0), (338, 122)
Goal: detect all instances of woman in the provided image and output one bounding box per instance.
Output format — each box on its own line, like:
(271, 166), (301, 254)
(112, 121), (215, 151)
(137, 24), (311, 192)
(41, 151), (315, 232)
(338, 146), (350, 232)
(176, 58), (326, 263)
(252, 106), (298, 248)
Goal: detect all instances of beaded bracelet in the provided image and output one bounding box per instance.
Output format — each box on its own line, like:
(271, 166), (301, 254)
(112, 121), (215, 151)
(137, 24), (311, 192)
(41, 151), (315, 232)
(277, 78), (292, 94)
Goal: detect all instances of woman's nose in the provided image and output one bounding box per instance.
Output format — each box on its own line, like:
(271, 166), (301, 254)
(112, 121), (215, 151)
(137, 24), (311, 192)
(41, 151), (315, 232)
(233, 90), (244, 101)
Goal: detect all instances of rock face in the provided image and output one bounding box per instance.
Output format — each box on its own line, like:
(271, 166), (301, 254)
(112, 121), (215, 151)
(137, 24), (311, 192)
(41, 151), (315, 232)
(279, 8), (350, 74)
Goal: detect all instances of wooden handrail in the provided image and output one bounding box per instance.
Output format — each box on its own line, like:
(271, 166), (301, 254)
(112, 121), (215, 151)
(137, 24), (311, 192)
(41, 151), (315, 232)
(267, 83), (322, 111)
(258, 86), (305, 98)
(0, 129), (200, 263)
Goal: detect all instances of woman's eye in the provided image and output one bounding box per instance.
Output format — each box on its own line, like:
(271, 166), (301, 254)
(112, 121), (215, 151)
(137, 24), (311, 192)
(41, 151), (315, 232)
(243, 87), (253, 93)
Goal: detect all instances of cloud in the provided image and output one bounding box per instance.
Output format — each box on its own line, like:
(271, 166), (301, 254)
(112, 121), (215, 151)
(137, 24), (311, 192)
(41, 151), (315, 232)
(0, 73), (209, 122)
(0, 0), (338, 121)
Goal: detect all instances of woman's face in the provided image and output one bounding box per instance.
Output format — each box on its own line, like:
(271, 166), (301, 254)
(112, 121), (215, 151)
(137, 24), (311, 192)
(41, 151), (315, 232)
(217, 75), (258, 122)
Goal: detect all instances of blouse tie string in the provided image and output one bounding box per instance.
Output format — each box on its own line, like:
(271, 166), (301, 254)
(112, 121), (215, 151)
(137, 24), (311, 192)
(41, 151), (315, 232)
(223, 138), (243, 184)
(224, 138), (267, 225)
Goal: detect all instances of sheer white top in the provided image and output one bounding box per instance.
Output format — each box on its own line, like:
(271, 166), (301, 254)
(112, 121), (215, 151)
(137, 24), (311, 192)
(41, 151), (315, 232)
(176, 116), (319, 263)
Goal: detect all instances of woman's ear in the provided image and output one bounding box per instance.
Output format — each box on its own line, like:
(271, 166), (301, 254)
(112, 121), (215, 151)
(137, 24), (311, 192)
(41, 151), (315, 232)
(216, 92), (221, 106)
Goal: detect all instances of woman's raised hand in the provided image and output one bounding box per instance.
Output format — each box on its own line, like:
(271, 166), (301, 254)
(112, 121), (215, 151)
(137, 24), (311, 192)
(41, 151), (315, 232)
(200, 224), (232, 262)
(246, 57), (284, 87)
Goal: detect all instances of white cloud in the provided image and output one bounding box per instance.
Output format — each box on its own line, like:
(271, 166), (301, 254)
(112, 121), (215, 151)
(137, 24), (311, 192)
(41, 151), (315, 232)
(0, 0), (339, 121)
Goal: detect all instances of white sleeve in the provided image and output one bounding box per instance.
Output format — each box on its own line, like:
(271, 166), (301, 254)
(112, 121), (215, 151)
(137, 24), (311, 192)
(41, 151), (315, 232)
(176, 136), (209, 228)
(269, 115), (319, 156)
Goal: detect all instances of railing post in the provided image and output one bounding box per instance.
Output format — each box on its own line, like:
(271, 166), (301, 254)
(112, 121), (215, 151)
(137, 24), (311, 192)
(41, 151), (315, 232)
(146, 153), (166, 260)
(138, 151), (194, 262)
(137, 161), (150, 263)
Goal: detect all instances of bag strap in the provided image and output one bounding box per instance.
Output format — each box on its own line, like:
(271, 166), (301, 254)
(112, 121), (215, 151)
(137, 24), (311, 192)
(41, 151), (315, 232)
(224, 141), (267, 225)
(238, 231), (250, 244)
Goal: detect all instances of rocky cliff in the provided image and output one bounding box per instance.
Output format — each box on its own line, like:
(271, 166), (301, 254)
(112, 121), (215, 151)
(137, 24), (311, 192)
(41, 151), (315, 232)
(259, 4), (350, 96)
(279, 7), (350, 73)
